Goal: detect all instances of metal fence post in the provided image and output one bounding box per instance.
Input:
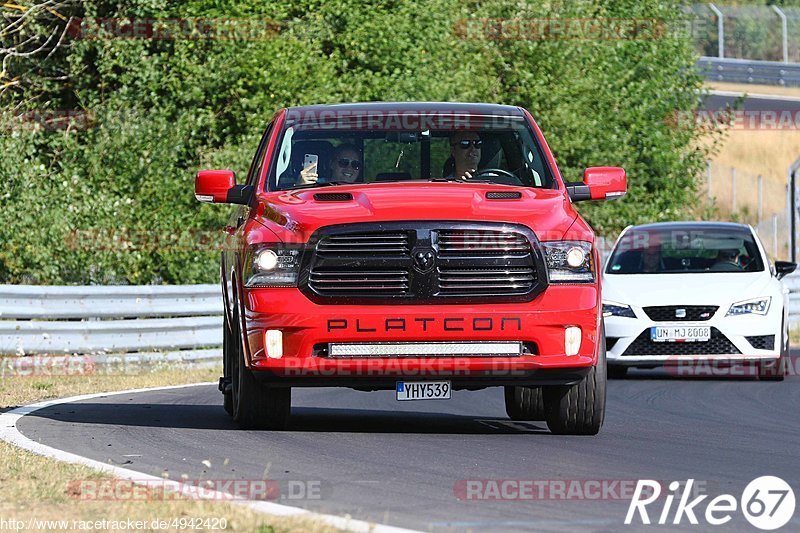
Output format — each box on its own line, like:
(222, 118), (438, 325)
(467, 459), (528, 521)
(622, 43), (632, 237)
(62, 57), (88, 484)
(773, 214), (779, 259)
(731, 167), (736, 212)
(709, 3), (724, 59)
(757, 174), (763, 223)
(772, 6), (789, 64)
(790, 157), (800, 263)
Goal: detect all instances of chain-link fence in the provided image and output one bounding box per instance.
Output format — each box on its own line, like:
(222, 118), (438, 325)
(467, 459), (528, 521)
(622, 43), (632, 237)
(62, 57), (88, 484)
(690, 4), (800, 63)
(705, 161), (792, 260)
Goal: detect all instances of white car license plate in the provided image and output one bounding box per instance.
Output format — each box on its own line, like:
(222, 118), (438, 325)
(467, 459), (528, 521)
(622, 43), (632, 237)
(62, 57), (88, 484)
(650, 326), (711, 343)
(396, 381), (451, 401)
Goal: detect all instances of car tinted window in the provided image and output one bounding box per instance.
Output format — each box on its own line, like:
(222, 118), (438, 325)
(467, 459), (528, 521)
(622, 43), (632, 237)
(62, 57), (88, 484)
(606, 227), (764, 274)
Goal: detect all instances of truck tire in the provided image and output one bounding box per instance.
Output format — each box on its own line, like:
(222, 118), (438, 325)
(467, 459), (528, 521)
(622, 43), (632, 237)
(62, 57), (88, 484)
(222, 313), (234, 416)
(759, 318), (787, 381)
(231, 306), (291, 430)
(543, 325), (607, 435)
(504, 386), (545, 420)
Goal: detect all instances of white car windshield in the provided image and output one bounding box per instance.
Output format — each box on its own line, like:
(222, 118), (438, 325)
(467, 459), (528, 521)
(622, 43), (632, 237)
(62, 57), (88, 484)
(606, 226), (765, 274)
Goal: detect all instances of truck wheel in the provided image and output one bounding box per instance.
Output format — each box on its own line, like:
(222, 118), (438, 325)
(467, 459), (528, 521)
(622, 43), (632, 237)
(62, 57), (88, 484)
(222, 313), (234, 416)
(231, 306), (291, 430)
(504, 386), (545, 420)
(543, 326), (607, 435)
(759, 319), (787, 381)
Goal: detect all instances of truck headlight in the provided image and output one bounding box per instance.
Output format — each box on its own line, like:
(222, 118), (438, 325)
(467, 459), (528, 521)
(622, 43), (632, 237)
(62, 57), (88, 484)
(245, 244), (303, 287)
(602, 301), (636, 318)
(726, 297), (771, 316)
(542, 241), (594, 283)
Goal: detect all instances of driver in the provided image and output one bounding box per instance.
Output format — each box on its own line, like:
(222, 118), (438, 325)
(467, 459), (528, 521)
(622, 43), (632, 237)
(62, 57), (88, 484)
(447, 131), (482, 180)
(713, 248), (743, 271)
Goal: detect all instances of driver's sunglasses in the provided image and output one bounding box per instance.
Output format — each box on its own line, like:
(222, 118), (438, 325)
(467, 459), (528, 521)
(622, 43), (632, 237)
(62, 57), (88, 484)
(453, 140), (483, 149)
(337, 158), (361, 170)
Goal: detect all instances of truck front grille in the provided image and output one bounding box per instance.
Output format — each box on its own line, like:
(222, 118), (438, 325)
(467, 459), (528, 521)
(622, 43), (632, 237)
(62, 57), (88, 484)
(301, 222), (547, 304)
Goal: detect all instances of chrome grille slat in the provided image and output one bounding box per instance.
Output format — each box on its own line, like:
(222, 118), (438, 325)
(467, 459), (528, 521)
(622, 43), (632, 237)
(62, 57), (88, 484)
(438, 229), (530, 254)
(317, 232), (409, 254)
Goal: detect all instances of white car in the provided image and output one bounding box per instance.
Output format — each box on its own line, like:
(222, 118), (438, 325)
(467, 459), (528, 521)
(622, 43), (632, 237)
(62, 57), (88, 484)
(602, 222), (796, 380)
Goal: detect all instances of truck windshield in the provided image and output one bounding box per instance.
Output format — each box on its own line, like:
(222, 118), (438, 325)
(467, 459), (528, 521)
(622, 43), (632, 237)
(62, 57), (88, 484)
(268, 112), (554, 191)
(606, 227), (765, 274)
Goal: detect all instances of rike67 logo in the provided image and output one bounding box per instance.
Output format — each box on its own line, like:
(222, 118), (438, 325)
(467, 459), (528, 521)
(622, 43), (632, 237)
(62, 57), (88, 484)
(626, 477), (795, 530)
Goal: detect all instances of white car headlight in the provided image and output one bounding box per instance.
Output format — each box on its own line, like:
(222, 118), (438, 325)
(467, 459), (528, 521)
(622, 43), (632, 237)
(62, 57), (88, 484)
(602, 301), (636, 318)
(726, 297), (771, 317)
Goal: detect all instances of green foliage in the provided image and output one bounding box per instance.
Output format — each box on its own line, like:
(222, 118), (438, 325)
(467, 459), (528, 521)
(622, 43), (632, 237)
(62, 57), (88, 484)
(1, 0), (715, 284)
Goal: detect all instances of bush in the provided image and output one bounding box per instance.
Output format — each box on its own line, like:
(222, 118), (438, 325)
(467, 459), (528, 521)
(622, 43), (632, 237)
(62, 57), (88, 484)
(0, 0), (715, 284)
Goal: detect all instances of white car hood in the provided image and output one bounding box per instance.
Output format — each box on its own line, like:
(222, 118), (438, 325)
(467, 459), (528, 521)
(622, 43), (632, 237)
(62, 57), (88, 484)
(602, 272), (774, 307)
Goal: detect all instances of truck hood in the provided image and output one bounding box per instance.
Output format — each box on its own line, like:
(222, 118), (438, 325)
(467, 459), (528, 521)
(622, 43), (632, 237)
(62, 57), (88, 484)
(256, 182), (577, 242)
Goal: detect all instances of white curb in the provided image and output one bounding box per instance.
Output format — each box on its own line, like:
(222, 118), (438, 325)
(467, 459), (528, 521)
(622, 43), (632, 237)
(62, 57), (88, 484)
(0, 382), (420, 533)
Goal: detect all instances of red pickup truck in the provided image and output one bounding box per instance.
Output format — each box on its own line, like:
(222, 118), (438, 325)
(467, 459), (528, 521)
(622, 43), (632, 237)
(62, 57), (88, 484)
(195, 102), (626, 435)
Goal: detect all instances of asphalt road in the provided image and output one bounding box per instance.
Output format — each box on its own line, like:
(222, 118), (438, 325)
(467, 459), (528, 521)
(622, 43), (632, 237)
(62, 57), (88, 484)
(18, 349), (800, 532)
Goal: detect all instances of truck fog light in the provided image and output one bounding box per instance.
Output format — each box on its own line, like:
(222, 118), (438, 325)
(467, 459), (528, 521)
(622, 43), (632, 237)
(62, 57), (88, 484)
(265, 330), (283, 359)
(565, 326), (581, 356)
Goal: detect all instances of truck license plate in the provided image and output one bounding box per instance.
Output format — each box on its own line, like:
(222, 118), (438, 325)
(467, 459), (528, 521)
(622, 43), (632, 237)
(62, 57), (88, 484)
(396, 381), (451, 401)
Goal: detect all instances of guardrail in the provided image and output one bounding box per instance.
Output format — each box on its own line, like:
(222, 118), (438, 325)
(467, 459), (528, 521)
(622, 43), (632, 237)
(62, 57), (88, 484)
(0, 279), (797, 360)
(697, 56), (800, 87)
(784, 271), (800, 325)
(0, 285), (222, 357)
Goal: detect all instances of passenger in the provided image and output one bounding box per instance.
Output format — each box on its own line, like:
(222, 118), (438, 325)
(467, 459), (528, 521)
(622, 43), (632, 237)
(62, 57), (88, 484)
(299, 144), (362, 185)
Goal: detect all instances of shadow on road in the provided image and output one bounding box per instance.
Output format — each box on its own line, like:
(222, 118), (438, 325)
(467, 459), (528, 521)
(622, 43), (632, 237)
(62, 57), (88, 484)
(22, 403), (551, 434)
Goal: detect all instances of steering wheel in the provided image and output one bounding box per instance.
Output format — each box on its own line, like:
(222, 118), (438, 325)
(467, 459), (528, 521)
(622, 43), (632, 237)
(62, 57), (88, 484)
(472, 168), (523, 185)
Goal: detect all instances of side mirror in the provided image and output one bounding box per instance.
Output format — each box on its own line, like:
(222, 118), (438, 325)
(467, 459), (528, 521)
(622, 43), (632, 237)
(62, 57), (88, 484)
(775, 260), (797, 280)
(194, 170), (252, 205)
(567, 167), (627, 202)
(585, 166), (627, 200)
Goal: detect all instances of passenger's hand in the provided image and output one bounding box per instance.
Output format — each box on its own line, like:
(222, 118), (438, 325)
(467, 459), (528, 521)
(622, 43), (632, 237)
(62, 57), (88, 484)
(300, 162), (318, 185)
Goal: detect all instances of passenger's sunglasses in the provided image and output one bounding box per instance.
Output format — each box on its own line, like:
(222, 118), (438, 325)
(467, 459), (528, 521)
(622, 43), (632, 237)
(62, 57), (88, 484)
(337, 158), (361, 170)
(453, 140), (483, 149)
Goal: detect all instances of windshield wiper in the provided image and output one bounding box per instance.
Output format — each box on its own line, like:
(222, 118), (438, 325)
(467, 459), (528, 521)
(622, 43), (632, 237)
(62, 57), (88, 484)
(282, 181), (347, 191)
(428, 177), (499, 184)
